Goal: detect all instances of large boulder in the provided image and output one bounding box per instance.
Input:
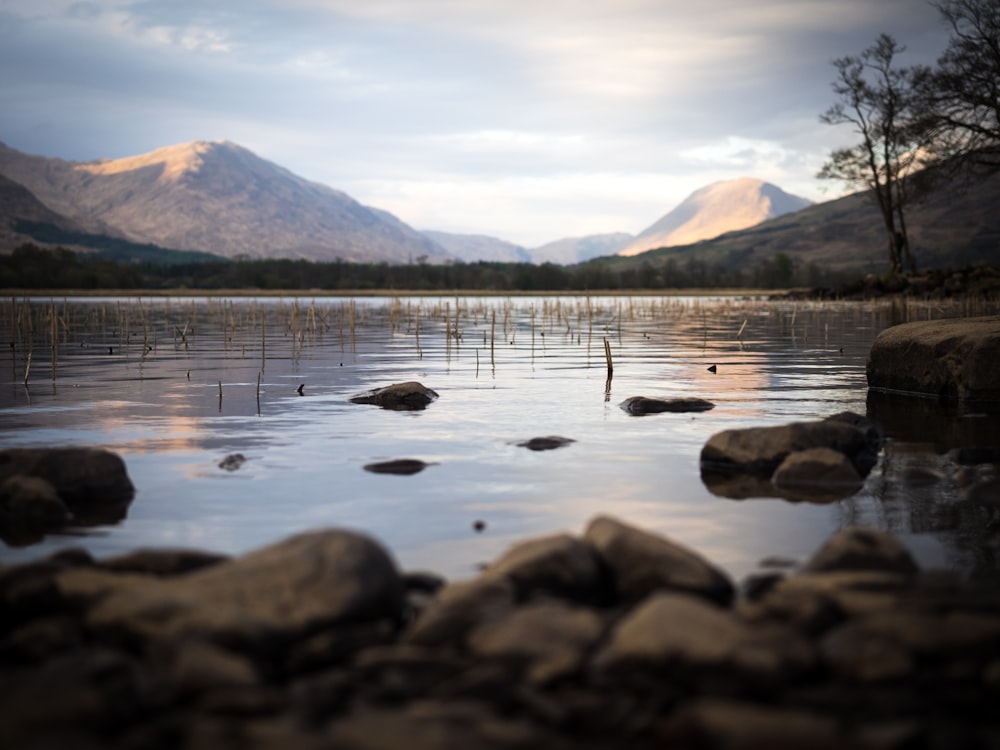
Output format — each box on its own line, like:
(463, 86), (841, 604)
(56, 529), (405, 646)
(620, 396), (715, 416)
(867, 316), (1000, 402)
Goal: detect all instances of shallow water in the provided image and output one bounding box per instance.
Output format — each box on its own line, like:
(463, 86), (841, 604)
(1, 294), (998, 581)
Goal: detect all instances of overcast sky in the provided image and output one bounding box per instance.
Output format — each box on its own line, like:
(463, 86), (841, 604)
(0, 0), (953, 246)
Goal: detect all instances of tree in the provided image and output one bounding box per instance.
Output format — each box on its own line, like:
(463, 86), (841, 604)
(925, 0), (1000, 166)
(818, 34), (929, 275)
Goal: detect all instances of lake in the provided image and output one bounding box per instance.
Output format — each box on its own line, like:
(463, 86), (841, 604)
(2, 293), (998, 582)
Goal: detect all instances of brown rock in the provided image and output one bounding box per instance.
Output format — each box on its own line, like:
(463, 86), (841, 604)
(483, 533), (606, 602)
(620, 396), (715, 416)
(404, 577), (517, 647)
(867, 315), (1000, 402)
(584, 515), (734, 606)
(804, 527), (919, 575)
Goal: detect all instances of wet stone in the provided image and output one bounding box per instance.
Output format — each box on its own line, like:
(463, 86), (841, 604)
(620, 396), (715, 416)
(349, 381), (440, 410)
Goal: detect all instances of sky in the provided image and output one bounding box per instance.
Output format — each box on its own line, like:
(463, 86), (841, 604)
(0, 0), (955, 247)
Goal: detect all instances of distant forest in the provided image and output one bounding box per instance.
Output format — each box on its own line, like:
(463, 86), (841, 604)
(0, 243), (854, 292)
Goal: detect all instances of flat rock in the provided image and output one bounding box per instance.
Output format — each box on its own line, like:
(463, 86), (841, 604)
(60, 529), (404, 644)
(349, 381), (439, 410)
(620, 396), (715, 416)
(584, 515), (734, 606)
(515, 436), (575, 451)
(771, 447), (863, 498)
(363, 459), (434, 475)
(866, 315), (1000, 402)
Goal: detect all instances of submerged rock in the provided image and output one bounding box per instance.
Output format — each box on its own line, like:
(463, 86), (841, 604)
(349, 381), (440, 410)
(867, 315), (1000, 402)
(620, 396), (715, 416)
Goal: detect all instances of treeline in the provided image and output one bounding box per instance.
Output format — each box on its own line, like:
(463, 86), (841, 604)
(0, 243), (855, 292)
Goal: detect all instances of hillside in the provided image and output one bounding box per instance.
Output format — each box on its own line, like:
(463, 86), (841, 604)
(619, 178), (812, 257)
(0, 140), (451, 264)
(531, 233), (634, 265)
(609, 166), (1000, 275)
(422, 231), (531, 263)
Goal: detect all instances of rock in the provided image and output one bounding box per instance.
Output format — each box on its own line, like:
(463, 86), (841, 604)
(821, 622), (915, 682)
(161, 639), (260, 697)
(100, 549), (230, 577)
(404, 578), (517, 647)
(619, 396), (715, 416)
(515, 436), (575, 451)
(349, 381), (439, 410)
(363, 459), (434, 475)
(218, 453), (247, 471)
(482, 533), (607, 603)
(804, 527), (919, 575)
(0, 475), (70, 525)
(466, 601), (605, 684)
(0, 447), (135, 509)
(658, 698), (840, 750)
(584, 515), (734, 606)
(61, 529), (405, 645)
(700, 413), (881, 478)
(867, 315), (1000, 402)
(771, 447), (863, 498)
(593, 592), (815, 682)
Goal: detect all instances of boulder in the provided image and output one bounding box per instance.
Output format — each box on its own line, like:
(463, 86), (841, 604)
(620, 396), (715, 416)
(364, 459), (434, 475)
(59, 529), (405, 645)
(584, 516), (734, 606)
(866, 315), (1000, 402)
(349, 381), (439, 410)
(0, 447), (135, 509)
(804, 526), (919, 575)
(771, 448), (863, 498)
(482, 533), (607, 603)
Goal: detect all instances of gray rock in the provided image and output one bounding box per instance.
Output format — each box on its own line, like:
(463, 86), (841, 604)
(867, 315), (1000, 402)
(61, 529), (404, 644)
(349, 381), (439, 410)
(482, 533), (606, 602)
(620, 396), (715, 416)
(700, 414), (880, 478)
(804, 527), (919, 575)
(466, 601), (605, 684)
(584, 515), (734, 606)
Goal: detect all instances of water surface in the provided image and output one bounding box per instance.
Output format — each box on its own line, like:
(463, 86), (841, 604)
(2, 294), (997, 581)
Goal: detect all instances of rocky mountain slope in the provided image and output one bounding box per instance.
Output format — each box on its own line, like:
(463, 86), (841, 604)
(422, 231), (532, 263)
(531, 233), (634, 265)
(0, 140), (451, 263)
(619, 178), (812, 257)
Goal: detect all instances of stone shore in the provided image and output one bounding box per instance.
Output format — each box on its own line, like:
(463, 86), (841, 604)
(3, 516), (1000, 750)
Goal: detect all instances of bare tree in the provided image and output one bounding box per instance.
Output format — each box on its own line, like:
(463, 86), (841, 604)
(925, 0), (1000, 166)
(818, 34), (929, 275)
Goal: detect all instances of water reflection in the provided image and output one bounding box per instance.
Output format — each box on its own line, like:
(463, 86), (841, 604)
(0, 295), (998, 581)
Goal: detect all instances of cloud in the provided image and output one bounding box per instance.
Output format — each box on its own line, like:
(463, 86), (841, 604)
(0, 0), (953, 245)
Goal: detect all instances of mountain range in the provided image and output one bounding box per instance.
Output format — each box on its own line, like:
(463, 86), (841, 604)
(0, 139), (813, 266)
(2, 138), (996, 274)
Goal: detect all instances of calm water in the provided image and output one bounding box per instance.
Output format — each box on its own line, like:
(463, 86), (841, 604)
(2, 294), (998, 581)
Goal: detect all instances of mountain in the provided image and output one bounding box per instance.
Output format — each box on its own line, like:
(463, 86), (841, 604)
(530, 233), (633, 265)
(618, 177), (812, 257)
(422, 230), (531, 263)
(0, 140), (451, 263)
(606, 164), (1000, 275)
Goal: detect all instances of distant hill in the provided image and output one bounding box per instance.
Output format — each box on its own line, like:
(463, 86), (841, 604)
(422, 231), (530, 263)
(531, 233), (633, 265)
(619, 177), (812, 257)
(0, 140), (451, 264)
(607, 165), (1000, 275)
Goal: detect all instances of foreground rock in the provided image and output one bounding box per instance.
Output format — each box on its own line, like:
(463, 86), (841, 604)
(0, 447), (135, 545)
(349, 381), (440, 410)
(2, 518), (999, 749)
(700, 412), (882, 502)
(867, 315), (1000, 402)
